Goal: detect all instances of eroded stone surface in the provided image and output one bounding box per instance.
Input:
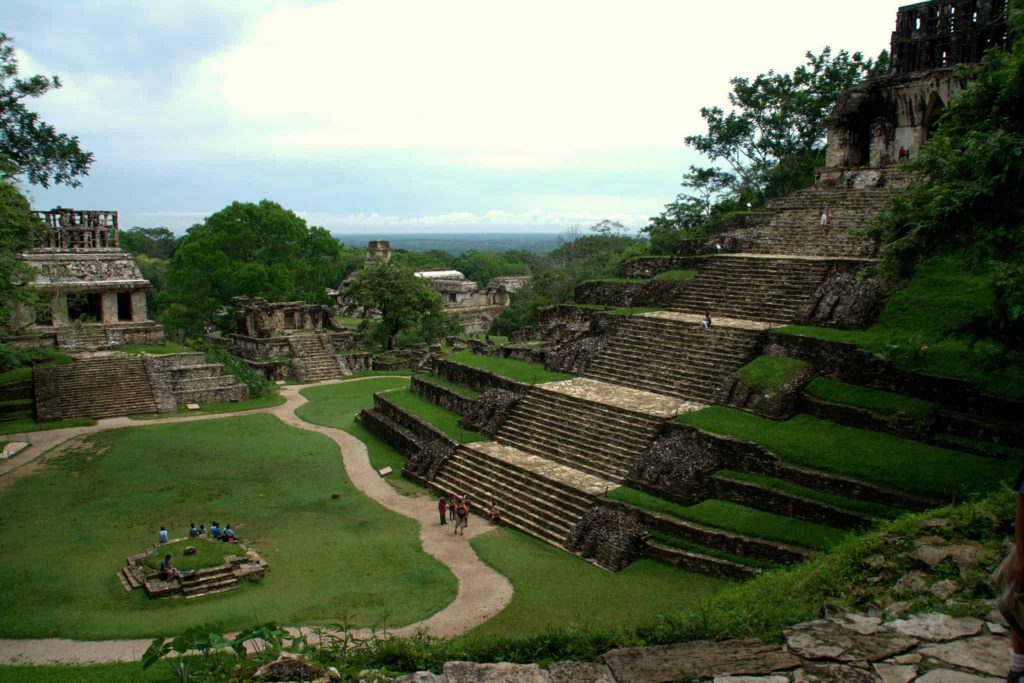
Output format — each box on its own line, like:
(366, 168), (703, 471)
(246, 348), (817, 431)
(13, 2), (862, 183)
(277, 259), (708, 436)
(540, 377), (699, 418)
(461, 441), (614, 496)
(546, 661), (616, 683)
(889, 614), (983, 642)
(919, 635), (1008, 677)
(872, 661), (916, 683)
(602, 639), (800, 682)
(443, 661), (547, 683)
(714, 676), (790, 683)
(785, 619), (918, 663)
(913, 670), (1002, 683)
(795, 661), (879, 682)
(641, 309), (773, 331)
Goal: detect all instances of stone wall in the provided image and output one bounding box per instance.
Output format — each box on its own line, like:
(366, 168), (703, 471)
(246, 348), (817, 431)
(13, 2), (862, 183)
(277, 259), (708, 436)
(431, 358), (527, 395)
(458, 388), (522, 436)
(243, 358), (293, 381)
(357, 409), (420, 456)
(771, 332), (1024, 421)
(410, 376), (475, 416)
(340, 352), (373, 373)
(618, 256), (703, 279)
(373, 393), (456, 449)
(800, 261), (890, 329)
(574, 278), (710, 310)
(566, 505), (647, 572)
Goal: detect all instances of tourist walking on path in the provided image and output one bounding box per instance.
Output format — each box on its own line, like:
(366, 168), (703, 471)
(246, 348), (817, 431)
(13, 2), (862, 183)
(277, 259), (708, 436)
(819, 206), (832, 234)
(438, 496), (447, 525)
(993, 464), (1024, 681)
(454, 499), (469, 536)
(158, 526), (168, 544)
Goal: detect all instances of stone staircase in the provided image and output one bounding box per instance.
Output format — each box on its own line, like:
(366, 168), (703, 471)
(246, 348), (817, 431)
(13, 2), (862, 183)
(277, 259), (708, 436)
(494, 385), (667, 482)
(747, 184), (902, 258)
(663, 255), (835, 325)
(431, 442), (609, 549)
(54, 325), (117, 352)
(180, 565), (239, 600)
(34, 356), (157, 420)
(288, 333), (346, 382)
(583, 315), (765, 403)
(163, 354), (249, 405)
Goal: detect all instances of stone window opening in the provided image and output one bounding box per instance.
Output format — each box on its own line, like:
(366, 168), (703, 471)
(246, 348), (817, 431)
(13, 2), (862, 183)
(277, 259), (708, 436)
(117, 292), (132, 321)
(67, 293), (102, 323)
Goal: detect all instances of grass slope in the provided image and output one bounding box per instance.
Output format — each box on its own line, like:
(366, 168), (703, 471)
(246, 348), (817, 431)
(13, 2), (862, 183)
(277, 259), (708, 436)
(468, 528), (726, 636)
(606, 487), (846, 549)
(0, 412), (455, 639)
(443, 351), (572, 384)
(0, 663), (175, 682)
(295, 377), (424, 496)
(384, 389), (485, 443)
(678, 407), (1019, 499)
(738, 356), (810, 391)
(416, 375), (480, 399)
(0, 416), (96, 435)
(715, 470), (901, 519)
(777, 255), (1024, 398)
(804, 377), (934, 422)
(652, 269), (698, 281)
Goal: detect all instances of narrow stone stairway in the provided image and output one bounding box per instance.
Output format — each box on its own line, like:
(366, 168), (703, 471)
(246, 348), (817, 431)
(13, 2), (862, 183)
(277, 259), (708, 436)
(288, 333), (346, 382)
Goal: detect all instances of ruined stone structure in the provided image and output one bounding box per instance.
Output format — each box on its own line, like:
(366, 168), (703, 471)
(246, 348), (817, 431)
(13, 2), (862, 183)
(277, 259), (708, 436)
(12, 208), (164, 351)
(227, 297), (358, 382)
(118, 538), (268, 600)
(415, 270), (529, 334)
(825, 0), (1010, 170)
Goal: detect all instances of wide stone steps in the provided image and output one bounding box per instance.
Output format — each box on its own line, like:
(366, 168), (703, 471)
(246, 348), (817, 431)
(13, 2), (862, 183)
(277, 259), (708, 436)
(43, 357), (158, 418)
(509, 398), (658, 445)
(495, 425), (632, 482)
(288, 334), (345, 382)
(431, 446), (597, 548)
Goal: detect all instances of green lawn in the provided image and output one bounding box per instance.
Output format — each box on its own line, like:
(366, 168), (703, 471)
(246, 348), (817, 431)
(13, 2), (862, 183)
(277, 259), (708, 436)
(652, 269), (698, 281)
(144, 538), (238, 572)
(467, 528), (726, 636)
(714, 470), (901, 518)
(606, 487), (846, 550)
(416, 374), (480, 398)
(129, 391), (286, 420)
(118, 342), (193, 356)
(0, 416), (96, 436)
(443, 351), (572, 385)
(776, 255), (1024, 398)
(804, 377), (935, 423)
(384, 389), (485, 444)
(678, 407), (1019, 499)
(0, 412), (455, 639)
(738, 356), (810, 391)
(295, 377), (425, 496)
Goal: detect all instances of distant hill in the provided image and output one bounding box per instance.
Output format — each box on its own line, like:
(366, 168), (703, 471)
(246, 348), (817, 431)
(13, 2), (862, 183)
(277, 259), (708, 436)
(333, 232), (563, 254)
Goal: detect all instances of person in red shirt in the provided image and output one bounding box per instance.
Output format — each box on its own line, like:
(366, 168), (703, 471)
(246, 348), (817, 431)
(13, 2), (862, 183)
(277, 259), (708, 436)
(437, 496), (447, 525)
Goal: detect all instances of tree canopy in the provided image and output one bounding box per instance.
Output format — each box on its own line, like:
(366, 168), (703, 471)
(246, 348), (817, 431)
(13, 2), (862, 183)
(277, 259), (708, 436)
(120, 227), (180, 261)
(159, 200), (352, 337)
(343, 261), (460, 350)
(0, 156), (40, 332)
(0, 33), (93, 187)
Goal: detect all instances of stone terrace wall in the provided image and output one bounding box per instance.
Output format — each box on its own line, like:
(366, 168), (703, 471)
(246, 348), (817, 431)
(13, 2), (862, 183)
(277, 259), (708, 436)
(618, 255), (703, 279)
(372, 393), (457, 449)
(411, 376), (475, 416)
(771, 333), (1024, 421)
(431, 358), (527, 395)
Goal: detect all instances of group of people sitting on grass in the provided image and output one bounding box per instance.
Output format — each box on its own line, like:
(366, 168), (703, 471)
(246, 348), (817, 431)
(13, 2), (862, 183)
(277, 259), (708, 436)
(158, 521), (239, 545)
(437, 495), (502, 535)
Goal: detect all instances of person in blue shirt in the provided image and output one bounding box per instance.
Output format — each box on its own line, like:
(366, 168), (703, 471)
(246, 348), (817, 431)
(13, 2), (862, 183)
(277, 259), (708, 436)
(211, 522), (222, 539)
(198, 524), (207, 536)
(158, 526), (168, 544)
(223, 524), (236, 542)
(188, 522), (199, 538)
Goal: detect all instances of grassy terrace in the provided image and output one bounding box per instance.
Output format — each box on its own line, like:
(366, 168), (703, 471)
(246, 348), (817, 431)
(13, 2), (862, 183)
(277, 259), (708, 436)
(443, 350), (572, 384)
(0, 411), (454, 639)
(738, 355), (810, 391)
(715, 470), (901, 519)
(295, 376), (425, 496)
(384, 388), (486, 443)
(416, 374), (480, 398)
(607, 486), (847, 550)
(652, 269), (698, 281)
(468, 528), (726, 637)
(804, 377), (935, 423)
(678, 407), (1019, 499)
(117, 342), (193, 355)
(775, 255), (1024, 399)
(647, 531), (779, 570)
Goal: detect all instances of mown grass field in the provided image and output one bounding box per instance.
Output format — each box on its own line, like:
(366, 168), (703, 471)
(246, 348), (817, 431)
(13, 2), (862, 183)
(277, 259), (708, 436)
(0, 411), (455, 639)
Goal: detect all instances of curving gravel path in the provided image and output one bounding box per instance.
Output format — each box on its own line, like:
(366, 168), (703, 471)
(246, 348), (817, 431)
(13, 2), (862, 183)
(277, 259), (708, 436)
(0, 378), (513, 665)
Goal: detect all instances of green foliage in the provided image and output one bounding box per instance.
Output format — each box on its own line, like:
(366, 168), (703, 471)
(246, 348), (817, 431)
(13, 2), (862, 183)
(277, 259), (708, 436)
(0, 413), (454, 638)
(120, 227), (179, 260)
(0, 33), (93, 187)
(345, 261), (461, 350)
(0, 343), (71, 375)
(0, 158), (42, 333)
(803, 377), (935, 423)
(872, 27), (1024, 342)
(194, 342), (273, 398)
(159, 201), (347, 338)
(453, 250), (530, 287)
(467, 528), (726, 637)
(384, 388), (485, 443)
(777, 255), (1024, 398)
(737, 355), (810, 391)
(606, 486), (846, 549)
(443, 350), (572, 384)
(678, 407), (1019, 499)
(651, 269), (698, 281)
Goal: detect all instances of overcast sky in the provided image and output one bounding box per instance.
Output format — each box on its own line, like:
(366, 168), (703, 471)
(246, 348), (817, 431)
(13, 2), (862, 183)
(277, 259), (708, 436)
(5, 1), (904, 235)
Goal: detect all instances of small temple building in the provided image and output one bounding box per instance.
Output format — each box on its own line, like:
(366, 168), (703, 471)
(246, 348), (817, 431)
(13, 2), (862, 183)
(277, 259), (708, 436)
(12, 208), (164, 351)
(414, 269), (530, 334)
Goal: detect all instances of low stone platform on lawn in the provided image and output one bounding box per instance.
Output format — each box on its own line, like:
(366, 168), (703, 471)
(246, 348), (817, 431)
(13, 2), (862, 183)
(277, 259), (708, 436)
(541, 378), (700, 418)
(393, 611), (1009, 682)
(117, 538), (267, 600)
